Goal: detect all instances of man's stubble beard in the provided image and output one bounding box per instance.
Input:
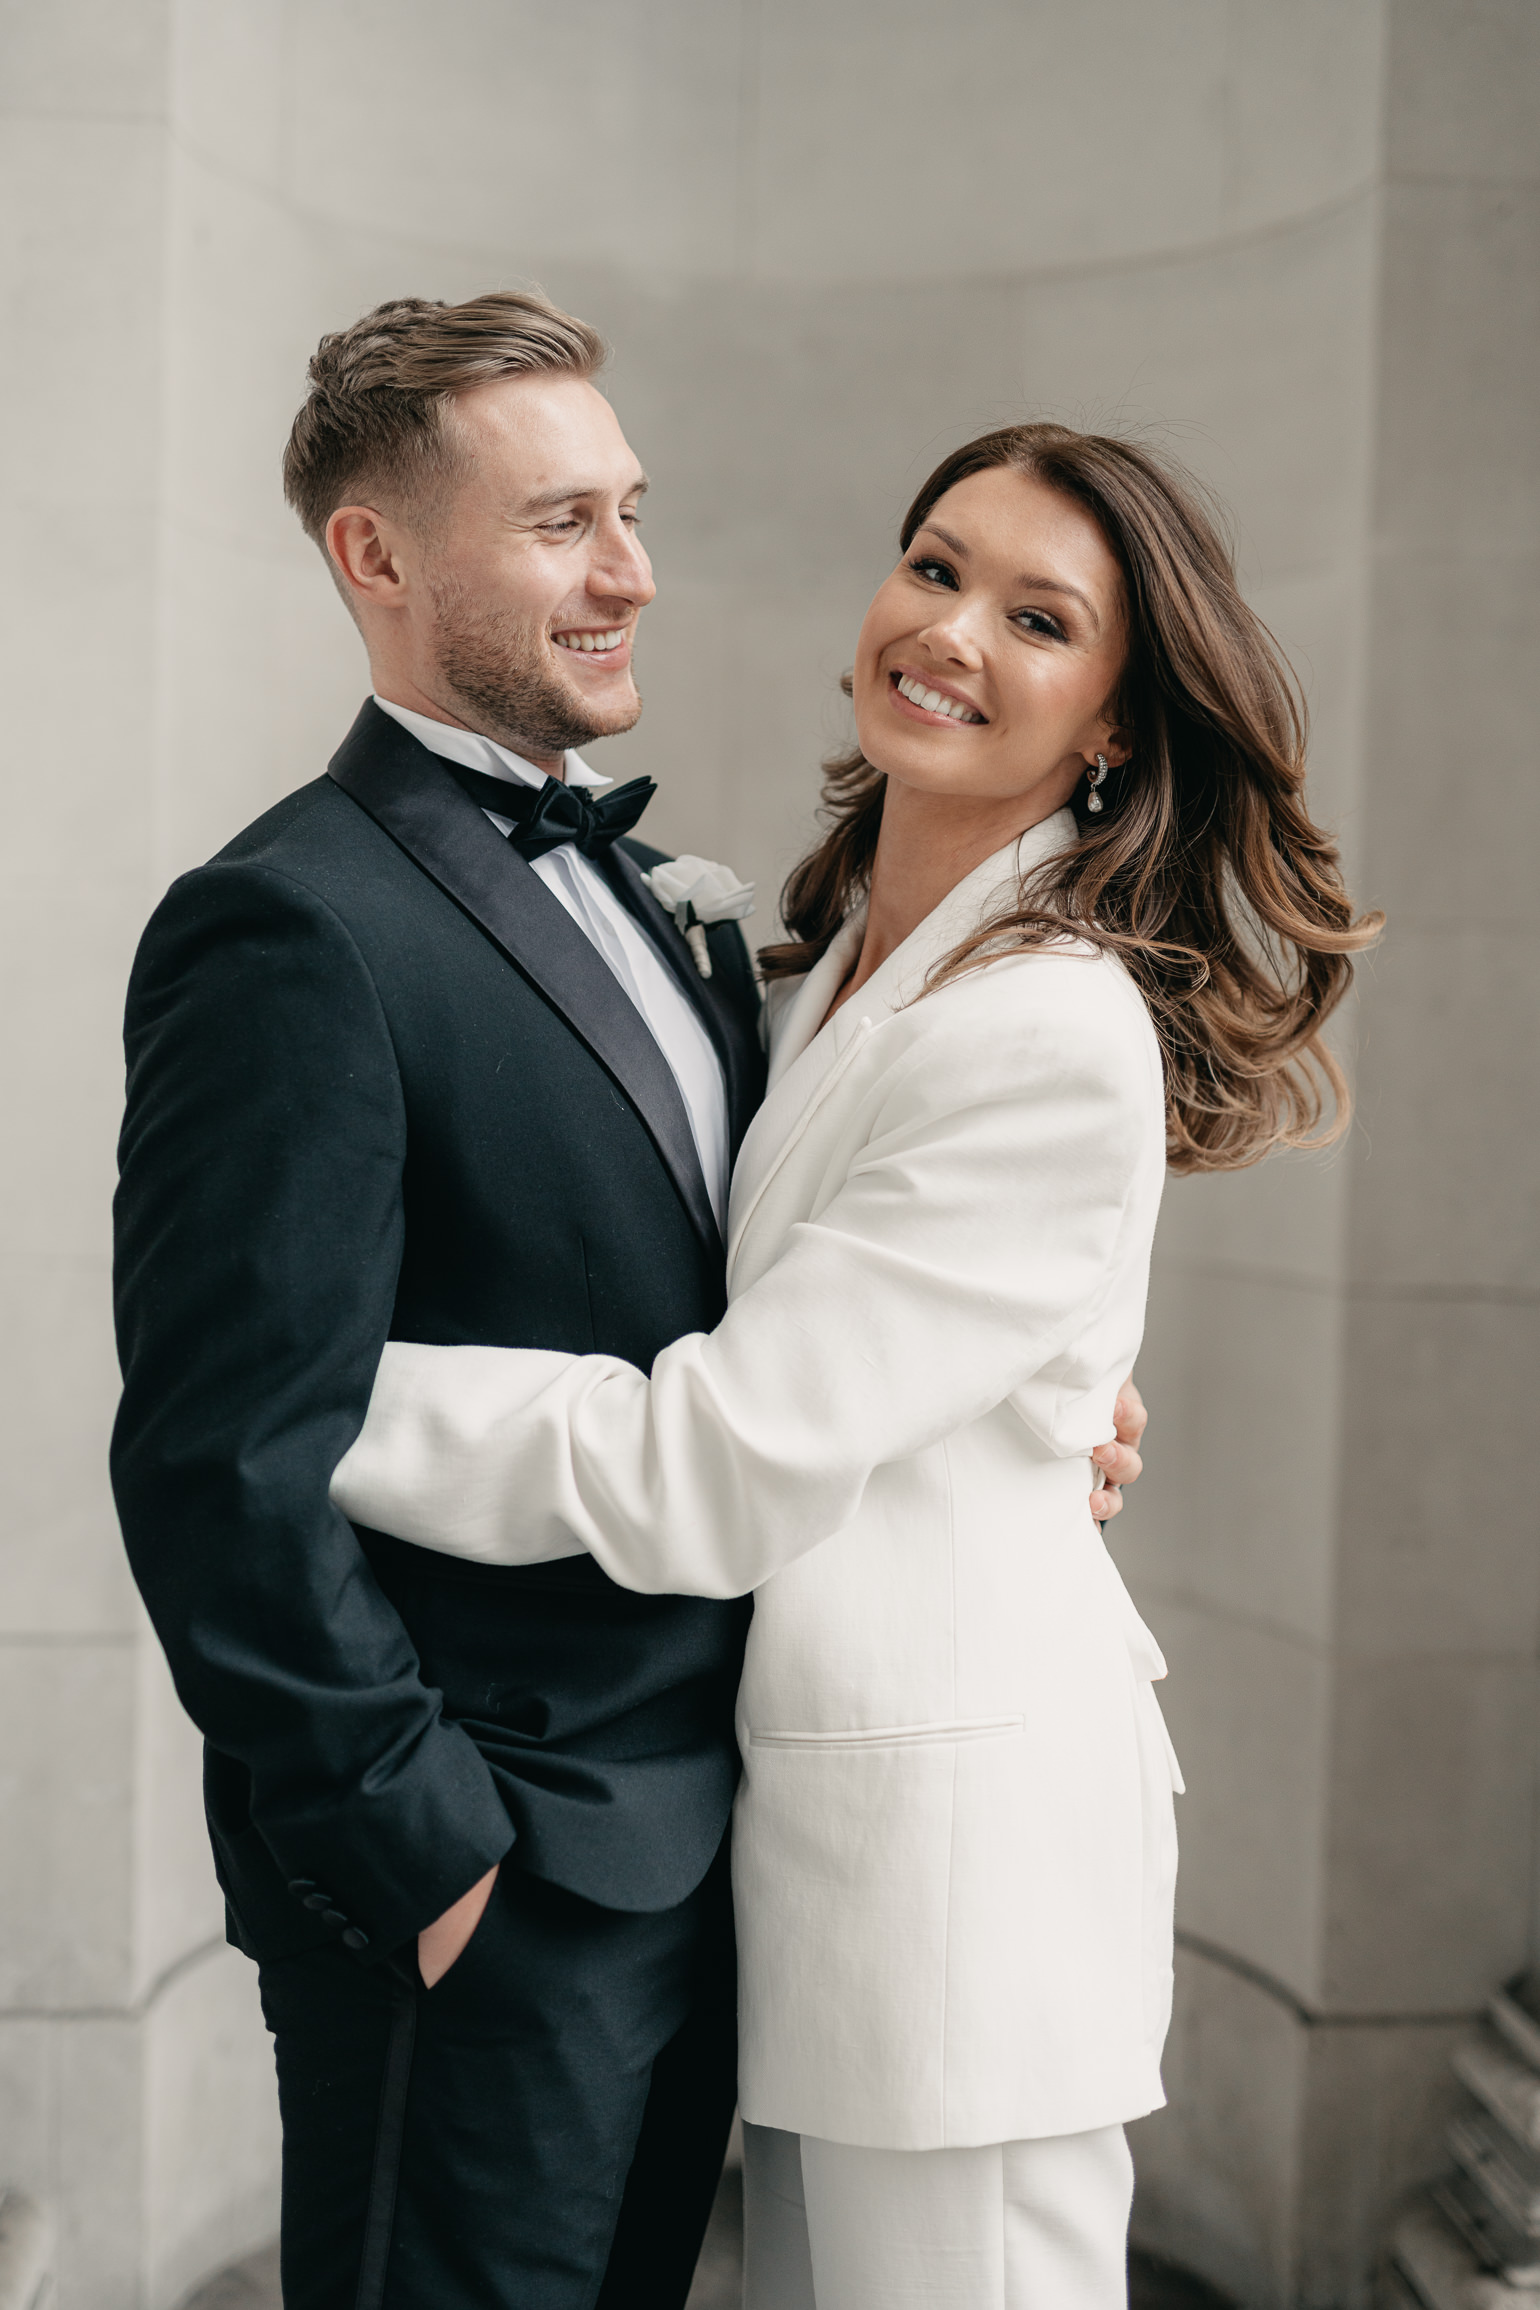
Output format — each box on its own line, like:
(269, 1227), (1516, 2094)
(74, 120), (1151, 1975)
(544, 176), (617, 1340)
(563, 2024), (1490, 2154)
(426, 569), (642, 762)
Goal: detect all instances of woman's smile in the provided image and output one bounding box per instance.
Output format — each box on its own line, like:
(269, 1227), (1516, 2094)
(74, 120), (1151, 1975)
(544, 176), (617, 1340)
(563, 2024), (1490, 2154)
(888, 668), (987, 725)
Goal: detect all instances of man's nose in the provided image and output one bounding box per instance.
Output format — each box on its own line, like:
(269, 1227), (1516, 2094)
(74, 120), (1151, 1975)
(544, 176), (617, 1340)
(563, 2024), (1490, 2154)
(591, 519), (656, 607)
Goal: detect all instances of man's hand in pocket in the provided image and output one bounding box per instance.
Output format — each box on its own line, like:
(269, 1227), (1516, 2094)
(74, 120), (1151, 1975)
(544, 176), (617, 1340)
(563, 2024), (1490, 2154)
(418, 1862), (499, 1988)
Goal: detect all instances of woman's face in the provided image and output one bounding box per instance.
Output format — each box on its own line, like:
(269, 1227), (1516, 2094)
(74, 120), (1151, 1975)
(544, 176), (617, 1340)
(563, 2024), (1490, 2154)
(852, 468), (1130, 819)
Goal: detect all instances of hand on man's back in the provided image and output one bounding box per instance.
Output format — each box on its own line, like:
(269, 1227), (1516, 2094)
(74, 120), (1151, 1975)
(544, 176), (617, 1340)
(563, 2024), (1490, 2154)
(1090, 1377), (1147, 1523)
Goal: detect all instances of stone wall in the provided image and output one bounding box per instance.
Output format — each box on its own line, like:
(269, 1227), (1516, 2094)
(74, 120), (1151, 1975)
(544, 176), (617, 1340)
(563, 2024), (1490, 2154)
(1122, 9), (1540, 2303)
(1, 3), (1533, 2302)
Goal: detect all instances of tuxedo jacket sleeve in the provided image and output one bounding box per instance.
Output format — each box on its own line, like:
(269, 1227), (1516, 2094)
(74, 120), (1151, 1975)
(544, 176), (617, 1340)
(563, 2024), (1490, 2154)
(113, 861), (513, 1949)
(331, 947), (1163, 1600)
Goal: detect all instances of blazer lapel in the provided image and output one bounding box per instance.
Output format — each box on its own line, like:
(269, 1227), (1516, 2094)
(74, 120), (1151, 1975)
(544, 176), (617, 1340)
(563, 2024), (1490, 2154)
(327, 701), (720, 1255)
(600, 843), (761, 1152)
(727, 1014), (876, 1287)
(764, 920), (864, 1091)
(727, 808), (1083, 1277)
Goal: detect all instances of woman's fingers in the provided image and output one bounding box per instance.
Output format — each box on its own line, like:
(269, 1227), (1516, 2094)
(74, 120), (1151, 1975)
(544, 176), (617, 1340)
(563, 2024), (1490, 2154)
(1090, 1431), (1142, 1522)
(1113, 1377), (1148, 1447)
(1092, 1439), (1143, 1489)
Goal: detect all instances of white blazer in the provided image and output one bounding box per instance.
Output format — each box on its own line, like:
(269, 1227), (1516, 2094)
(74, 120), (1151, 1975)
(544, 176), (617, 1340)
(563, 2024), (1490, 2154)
(333, 808), (1182, 2149)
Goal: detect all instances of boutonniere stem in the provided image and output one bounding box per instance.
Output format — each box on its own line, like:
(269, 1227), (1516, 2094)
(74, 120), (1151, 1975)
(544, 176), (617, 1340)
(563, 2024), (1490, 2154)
(640, 856), (756, 979)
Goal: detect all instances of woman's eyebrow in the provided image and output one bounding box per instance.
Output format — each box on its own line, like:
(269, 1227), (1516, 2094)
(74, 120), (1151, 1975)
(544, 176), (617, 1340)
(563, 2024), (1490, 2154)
(920, 523), (1100, 632)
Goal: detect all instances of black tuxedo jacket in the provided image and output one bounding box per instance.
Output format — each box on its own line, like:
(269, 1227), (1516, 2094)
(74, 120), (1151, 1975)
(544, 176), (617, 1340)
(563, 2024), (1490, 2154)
(111, 701), (765, 1964)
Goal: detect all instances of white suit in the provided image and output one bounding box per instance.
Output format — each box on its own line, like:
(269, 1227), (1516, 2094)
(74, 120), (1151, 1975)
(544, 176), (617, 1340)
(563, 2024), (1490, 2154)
(334, 808), (1181, 2210)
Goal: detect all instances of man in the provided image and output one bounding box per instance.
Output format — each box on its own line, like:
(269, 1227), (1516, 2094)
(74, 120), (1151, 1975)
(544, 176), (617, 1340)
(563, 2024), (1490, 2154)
(111, 291), (1146, 2309)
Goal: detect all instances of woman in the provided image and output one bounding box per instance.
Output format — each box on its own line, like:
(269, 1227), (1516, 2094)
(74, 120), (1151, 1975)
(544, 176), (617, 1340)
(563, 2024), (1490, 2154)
(333, 423), (1377, 2308)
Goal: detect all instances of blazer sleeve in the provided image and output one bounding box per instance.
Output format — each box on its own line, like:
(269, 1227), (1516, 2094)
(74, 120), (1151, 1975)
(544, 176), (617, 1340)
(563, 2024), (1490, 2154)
(112, 862), (514, 1947)
(332, 958), (1160, 1599)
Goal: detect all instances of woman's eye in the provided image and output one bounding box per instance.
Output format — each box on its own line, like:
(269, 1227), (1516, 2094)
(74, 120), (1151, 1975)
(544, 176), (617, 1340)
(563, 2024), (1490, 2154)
(1015, 608), (1066, 640)
(908, 555), (959, 590)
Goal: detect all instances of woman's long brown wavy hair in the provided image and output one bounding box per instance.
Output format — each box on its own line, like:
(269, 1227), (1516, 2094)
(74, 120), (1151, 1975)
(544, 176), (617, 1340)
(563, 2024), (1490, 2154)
(759, 423), (1381, 1174)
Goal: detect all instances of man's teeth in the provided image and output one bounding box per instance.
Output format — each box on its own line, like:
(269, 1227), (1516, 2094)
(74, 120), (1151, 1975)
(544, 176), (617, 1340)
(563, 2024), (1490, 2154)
(554, 629), (626, 653)
(896, 673), (982, 722)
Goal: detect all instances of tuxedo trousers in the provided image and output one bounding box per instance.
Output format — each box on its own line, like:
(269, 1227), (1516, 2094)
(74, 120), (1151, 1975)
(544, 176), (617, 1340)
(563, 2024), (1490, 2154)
(742, 2119), (1134, 2310)
(258, 1841), (736, 2310)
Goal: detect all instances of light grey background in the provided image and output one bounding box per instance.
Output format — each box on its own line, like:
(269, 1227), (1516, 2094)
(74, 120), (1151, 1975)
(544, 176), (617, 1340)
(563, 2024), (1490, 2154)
(2, 3), (1536, 2305)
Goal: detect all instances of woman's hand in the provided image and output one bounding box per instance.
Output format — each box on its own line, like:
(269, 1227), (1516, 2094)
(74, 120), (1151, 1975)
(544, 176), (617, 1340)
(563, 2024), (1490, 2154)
(1090, 1377), (1146, 1523)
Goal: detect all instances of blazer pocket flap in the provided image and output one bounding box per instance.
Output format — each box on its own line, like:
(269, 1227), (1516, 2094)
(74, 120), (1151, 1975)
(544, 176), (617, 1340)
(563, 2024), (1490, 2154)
(751, 1715), (1024, 1751)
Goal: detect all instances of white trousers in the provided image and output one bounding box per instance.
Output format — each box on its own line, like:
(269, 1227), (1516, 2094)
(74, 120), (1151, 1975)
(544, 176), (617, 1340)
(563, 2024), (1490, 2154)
(742, 2120), (1134, 2310)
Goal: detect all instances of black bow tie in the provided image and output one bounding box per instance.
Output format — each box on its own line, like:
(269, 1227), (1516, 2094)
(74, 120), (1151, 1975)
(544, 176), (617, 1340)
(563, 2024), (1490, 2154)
(449, 762), (657, 861)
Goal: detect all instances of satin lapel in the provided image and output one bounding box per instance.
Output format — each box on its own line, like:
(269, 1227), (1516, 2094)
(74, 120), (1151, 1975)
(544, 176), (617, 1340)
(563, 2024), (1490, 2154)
(327, 701), (720, 1255)
(602, 842), (761, 1154)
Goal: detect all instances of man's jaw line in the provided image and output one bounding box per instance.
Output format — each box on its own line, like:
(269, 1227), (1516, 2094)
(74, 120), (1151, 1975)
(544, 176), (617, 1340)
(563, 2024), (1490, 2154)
(371, 676), (479, 736)
(376, 663), (638, 776)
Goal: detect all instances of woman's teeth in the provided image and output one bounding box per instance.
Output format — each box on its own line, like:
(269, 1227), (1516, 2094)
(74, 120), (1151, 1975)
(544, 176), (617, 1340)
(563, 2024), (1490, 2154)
(554, 629), (626, 653)
(896, 673), (982, 723)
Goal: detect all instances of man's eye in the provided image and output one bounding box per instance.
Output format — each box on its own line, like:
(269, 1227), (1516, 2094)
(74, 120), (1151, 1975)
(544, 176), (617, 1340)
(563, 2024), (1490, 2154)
(542, 519), (580, 535)
(909, 555), (959, 589)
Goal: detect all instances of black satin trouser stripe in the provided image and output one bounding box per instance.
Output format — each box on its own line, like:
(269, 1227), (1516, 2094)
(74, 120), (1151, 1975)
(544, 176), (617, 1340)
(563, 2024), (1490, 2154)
(353, 1982), (418, 2310)
(261, 1845), (735, 2309)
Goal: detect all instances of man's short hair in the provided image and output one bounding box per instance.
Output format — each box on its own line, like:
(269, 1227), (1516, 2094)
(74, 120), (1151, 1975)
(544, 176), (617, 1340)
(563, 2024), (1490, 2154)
(282, 290), (607, 548)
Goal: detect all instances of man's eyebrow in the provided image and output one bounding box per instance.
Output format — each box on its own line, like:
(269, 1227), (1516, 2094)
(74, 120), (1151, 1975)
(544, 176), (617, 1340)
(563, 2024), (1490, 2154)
(520, 473), (650, 513)
(917, 522), (1099, 631)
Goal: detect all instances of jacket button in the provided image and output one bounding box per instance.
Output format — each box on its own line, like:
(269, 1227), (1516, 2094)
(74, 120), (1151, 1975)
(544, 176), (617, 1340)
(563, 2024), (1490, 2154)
(341, 1927), (369, 1952)
(322, 1909), (348, 1930)
(302, 1893), (330, 1913)
(288, 1879), (316, 1897)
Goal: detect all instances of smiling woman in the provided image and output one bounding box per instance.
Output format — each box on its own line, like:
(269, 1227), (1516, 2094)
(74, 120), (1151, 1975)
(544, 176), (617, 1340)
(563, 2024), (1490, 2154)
(761, 421), (1382, 1170)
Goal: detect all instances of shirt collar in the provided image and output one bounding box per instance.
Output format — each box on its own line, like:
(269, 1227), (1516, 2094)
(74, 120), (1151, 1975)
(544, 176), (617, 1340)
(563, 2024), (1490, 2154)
(373, 694), (610, 792)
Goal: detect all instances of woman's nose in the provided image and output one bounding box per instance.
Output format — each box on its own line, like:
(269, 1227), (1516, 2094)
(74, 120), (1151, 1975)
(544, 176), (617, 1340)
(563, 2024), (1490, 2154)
(917, 611), (983, 665)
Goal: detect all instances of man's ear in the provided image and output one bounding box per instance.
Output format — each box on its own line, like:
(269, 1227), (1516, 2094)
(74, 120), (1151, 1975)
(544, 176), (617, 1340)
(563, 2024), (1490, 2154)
(325, 505), (409, 611)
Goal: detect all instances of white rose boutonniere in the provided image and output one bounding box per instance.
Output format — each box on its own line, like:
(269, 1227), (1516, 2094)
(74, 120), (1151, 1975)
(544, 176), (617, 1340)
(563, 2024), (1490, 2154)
(640, 855), (755, 978)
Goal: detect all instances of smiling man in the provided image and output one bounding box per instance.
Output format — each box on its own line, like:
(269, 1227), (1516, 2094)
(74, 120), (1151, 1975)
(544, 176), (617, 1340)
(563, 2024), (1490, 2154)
(110, 294), (769, 2310)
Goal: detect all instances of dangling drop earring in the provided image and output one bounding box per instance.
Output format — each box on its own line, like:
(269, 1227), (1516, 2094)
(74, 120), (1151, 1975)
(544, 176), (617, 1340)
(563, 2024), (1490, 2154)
(1086, 753), (1110, 814)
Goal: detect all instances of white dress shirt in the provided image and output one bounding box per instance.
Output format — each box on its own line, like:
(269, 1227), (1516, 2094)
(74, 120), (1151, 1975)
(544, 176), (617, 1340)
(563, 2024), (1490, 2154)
(374, 697), (730, 1227)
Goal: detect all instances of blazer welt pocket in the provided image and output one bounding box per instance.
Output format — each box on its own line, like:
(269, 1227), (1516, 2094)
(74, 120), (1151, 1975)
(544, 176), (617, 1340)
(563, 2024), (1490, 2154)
(750, 1715), (1024, 1752)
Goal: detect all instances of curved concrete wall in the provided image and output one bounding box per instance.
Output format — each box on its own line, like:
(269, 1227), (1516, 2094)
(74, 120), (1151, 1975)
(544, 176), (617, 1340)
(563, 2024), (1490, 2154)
(2, 4), (1534, 2303)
